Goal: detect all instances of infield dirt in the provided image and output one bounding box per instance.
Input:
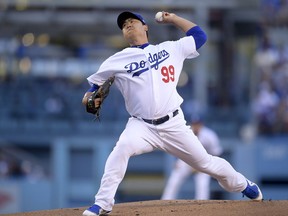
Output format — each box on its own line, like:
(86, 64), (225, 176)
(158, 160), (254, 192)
(4, 200), (288, 216)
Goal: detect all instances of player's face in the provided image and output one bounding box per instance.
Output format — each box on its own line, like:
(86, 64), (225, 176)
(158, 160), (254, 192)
(122, 18), (148, 43)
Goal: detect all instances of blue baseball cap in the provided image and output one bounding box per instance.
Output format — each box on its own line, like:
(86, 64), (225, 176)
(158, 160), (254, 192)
(117, 11), (146, 29)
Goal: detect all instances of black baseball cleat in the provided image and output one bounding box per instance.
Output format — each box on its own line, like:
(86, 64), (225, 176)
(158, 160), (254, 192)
(242, 179), (263, 201)
(83, 204), (111, 216)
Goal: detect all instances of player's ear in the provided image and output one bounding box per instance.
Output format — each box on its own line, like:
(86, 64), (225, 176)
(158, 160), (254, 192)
(144, 25), (149, 38)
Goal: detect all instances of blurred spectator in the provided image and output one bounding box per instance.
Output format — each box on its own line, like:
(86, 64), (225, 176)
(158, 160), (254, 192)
(252, 81), (279, 134)
(261, 0), (288, 25)
(275, 98), (288, 133)
(273, 44), (288, 98)
(9, 160), (25, 178)
(254, 35), (278, 78)
(277, 0), (288, 25)
(44, 95), (64, 118)
(21, 160), (45, 181)
(260, 0), (281, 24)
(252, 33), (288, 134)
(0, 149), (45, 180)
(0, 153), (9, 178)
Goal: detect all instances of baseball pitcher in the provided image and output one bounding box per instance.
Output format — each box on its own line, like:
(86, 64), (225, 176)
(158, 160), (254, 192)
(82, 11), (263, 216)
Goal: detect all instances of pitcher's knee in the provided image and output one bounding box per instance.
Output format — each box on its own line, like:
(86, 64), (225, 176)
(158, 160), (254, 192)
(192, 155), (213, 172)
(113, 144), (134, 157)
(193, 155), (226, 175)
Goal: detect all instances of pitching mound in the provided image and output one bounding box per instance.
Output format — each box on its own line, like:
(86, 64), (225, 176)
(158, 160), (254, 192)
(5, 200), (288, 216)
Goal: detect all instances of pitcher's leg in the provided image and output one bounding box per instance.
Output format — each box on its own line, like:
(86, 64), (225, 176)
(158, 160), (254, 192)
(93, 118), (155, 211)
(162, 118), (247, 193)
(94, 144), (130, 211)
(193, 155), (246, 192)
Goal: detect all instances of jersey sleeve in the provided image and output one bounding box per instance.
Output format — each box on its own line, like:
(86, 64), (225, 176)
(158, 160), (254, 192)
(176, 36), (200, 59)
(87, 55), (117, 86)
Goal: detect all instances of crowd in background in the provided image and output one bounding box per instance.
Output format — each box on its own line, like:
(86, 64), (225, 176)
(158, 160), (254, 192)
(0, 150), (45, 180)
(247, 0), (288, 135)
(252, 34), (288, 135)
(261, 0), (288, 26)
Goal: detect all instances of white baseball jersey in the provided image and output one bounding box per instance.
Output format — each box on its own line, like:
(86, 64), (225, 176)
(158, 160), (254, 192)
(87, 36), (199, 119)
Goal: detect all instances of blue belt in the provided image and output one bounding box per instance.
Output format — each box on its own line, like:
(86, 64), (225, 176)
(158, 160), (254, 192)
(139, 110), (179, 125)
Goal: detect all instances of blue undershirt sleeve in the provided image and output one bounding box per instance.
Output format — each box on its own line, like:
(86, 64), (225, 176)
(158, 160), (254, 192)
(186, 26), (207, 50)
(87, 84), (99, 92)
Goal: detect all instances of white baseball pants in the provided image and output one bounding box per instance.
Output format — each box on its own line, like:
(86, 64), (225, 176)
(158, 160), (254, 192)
(94, 109), (247, 211)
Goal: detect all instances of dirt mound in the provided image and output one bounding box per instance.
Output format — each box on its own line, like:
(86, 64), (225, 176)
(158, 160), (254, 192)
(5, 200), (288, 216)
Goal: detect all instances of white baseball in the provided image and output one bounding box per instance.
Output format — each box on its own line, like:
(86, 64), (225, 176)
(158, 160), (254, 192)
(155, 11), (163, 22)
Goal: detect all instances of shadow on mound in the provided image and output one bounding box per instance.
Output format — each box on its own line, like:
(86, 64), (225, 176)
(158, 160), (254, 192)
(6, 200), (288, 216)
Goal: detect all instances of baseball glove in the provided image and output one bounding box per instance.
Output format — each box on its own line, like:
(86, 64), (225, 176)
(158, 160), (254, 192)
(86, 76), (115, 120)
